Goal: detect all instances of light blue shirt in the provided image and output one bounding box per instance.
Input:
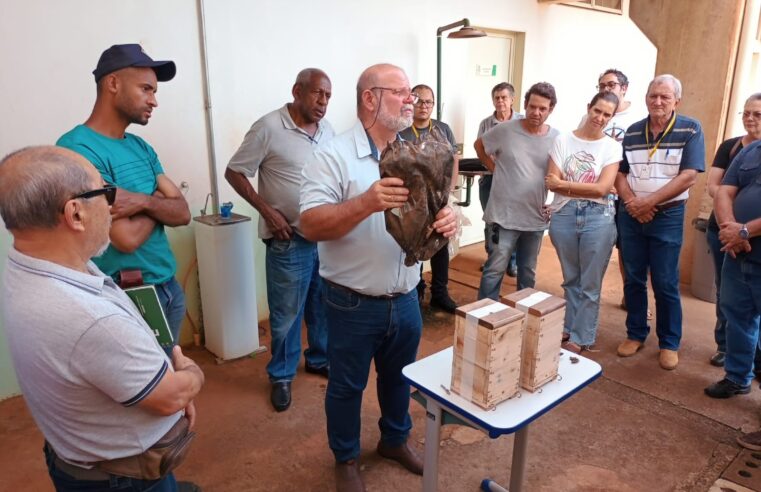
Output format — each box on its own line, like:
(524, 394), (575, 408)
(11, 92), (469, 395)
(300, 120), (420, 296)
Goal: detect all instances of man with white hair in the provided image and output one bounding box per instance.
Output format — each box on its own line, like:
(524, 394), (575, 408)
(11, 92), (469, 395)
(614, 74), (705, 370)
(300, 63), (457, 492)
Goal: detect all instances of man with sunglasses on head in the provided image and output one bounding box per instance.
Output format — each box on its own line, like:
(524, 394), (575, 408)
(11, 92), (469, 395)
(399, 84), (459, 313)
(58, 44), (191, 355)
(225, 69), (334, 413)
(300, 64), (457, 492)
(584, 69), (639, 143)
(0, 147), (203, 492)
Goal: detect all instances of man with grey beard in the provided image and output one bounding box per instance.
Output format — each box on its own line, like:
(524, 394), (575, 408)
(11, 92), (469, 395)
(300, 63), (457, 492)
(0, 146), (203, 492)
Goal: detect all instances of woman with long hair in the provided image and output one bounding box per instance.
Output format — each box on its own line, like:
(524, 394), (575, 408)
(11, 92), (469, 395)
(545, 92), (622, 353)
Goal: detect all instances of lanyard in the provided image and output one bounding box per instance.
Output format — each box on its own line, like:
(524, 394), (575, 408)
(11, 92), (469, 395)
(411, 120), (433, 139)
(645, 113), (676, 161)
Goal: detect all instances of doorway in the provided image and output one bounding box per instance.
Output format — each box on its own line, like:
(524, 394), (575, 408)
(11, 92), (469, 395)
(440, 28), (525, 247)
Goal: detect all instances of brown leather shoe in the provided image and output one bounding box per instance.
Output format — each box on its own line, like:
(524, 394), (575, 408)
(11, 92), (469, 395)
(376, 440), (423, 475)
(617, 339), (643, 357)
(659, 349), (679, 370)
(335, 460), (366, 492)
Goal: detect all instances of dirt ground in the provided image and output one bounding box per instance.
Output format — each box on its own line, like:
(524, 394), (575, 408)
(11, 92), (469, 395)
(1, 240), (760, 492)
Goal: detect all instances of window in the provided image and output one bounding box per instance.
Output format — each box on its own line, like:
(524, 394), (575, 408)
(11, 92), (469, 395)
(538, 0), (623, 15)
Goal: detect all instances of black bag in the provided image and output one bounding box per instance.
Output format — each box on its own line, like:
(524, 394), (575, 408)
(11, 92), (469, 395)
(380, 129), (454, 266)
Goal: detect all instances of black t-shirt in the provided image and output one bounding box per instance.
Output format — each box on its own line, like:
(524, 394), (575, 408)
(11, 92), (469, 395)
(708, 136), (744, 230)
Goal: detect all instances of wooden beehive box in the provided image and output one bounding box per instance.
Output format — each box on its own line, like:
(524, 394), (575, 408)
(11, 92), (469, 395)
(501, 289), (566, 392)
(450, 299), (525, 409)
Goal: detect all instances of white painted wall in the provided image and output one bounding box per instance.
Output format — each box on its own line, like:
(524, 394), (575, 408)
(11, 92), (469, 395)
(0, 0), (655, 398)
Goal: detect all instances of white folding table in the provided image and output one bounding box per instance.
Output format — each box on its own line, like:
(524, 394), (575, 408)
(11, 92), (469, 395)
(402, 347), (601, 491)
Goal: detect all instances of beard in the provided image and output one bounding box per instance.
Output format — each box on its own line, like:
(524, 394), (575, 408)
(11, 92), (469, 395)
(93, 239), (111, 258)
(378, 104), (413, 132)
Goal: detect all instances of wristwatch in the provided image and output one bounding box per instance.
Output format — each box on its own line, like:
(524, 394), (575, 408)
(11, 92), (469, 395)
(740, 224), (750, 240)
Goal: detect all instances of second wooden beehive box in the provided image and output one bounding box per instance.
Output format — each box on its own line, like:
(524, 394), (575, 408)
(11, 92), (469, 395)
(451, 299), (525, 409)
(501, 288), (566, 392)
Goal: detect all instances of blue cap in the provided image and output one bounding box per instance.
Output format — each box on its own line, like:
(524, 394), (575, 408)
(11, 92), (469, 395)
(93, 44), (176, 82)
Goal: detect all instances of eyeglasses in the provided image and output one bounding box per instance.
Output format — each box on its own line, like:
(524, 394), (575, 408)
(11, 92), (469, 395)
(597, 82), (621, 91)
(742, 111), (761, 119)
(64, 185), (117, 211)
(370, 87), (418, 103)
(414, 97), (434, 108)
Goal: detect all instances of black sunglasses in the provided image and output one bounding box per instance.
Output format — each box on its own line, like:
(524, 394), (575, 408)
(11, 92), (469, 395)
(64, 185), (117, 211)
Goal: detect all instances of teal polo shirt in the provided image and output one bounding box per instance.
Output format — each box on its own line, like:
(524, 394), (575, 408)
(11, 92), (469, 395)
(57, 125), (176, 284)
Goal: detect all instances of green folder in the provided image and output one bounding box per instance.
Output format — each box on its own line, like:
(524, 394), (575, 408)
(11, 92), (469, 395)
(124, 285), (174, 349)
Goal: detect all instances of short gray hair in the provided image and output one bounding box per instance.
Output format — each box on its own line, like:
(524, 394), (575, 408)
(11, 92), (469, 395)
(0, 146), (92, 230)
(648, 74), (682, 100)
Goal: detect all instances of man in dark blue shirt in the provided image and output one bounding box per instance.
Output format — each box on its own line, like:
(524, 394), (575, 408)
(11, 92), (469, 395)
(705, 141), (761, 418)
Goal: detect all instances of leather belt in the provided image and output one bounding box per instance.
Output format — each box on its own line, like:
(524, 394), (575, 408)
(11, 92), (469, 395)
(325, 280), (404, 300)
(655, 199), (685, 212)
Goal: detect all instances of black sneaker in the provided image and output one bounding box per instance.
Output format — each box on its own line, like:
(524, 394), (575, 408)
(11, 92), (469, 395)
(704, 378), (751, 399)
(709, 351), (725, 367)
(430, 296), (457, 314)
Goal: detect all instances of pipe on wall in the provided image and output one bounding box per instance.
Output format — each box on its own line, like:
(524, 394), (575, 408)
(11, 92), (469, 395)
(195, 0), (220, 215)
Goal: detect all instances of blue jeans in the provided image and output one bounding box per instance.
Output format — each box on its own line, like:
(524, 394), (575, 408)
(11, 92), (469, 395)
(479, 176), (517, 270)
(707, 224), (728, 351)
(323, 283), (421, 463)
(619, 204), (684, 350)
(721, 256), (761, 386)
(156, 277), (185, 357)
(44, 444), (177, 491)
(708, 223), (761, 362)
(478, 224), (544, 300)
(549, 201), (616, 346)
(265, 235), (328, 382)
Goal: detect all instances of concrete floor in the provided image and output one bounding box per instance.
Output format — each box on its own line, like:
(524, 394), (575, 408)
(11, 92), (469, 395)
(2, 239), (761, 492)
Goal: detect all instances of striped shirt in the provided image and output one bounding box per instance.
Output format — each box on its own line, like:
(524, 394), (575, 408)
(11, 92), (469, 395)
(620, 113), (705, 204)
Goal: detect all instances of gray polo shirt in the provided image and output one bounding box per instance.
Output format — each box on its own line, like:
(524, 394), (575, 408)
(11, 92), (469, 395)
(227, 104), (335, 239)
(481, 119), (559, 231)
(1, 248), (179, 464)
(477, 110), (524, 138)
(300, 120), (420, 296)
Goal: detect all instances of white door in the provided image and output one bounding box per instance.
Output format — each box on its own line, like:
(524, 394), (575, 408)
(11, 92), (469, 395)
(440, 31), (518, 247)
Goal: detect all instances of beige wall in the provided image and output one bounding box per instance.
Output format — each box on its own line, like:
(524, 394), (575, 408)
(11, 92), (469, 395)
(629, 0), (745, 284)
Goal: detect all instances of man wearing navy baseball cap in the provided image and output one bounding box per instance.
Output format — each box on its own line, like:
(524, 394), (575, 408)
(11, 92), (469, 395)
(58, 44), (191, 360)
(92, 43), (177, 83)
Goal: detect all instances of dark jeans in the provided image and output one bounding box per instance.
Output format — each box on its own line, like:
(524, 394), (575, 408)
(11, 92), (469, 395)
(479, 175), (517, 270)
(417, 245), (449, 300)
(706, 224), (728, 351)
(44, 444), (177, 492)
(323, 283), (421, 462)
(619, 204), (684, 350)
(721, 256), (761, 386)
(707, 223), (761, 363)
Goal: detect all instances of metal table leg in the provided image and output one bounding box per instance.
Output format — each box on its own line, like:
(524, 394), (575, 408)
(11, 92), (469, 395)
(509, 425), (529, 492)
(422, 398), (442, 492)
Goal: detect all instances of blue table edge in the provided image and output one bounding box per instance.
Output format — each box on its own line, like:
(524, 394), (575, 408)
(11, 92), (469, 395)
(403, 364), (602, 439)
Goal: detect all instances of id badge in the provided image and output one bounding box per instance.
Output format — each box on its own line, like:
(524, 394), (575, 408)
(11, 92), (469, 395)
(639, 165), (652, 180)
